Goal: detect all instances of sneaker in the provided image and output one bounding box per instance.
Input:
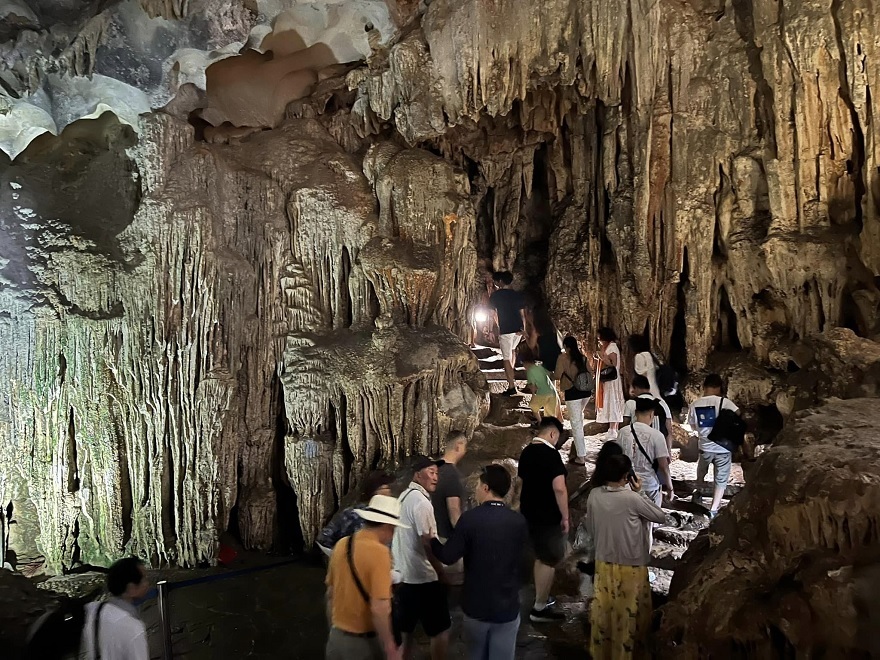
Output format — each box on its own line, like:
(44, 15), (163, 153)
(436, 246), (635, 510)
(529, 607), (565, 623)
(545, 595), (557, 607)
(501, 387), (517, 397)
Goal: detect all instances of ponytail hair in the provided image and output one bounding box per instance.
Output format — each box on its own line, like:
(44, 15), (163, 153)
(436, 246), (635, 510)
(562, 336), (587, 372)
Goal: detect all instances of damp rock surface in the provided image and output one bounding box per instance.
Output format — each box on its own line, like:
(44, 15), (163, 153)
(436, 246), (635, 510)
(660, 398), (880, 658)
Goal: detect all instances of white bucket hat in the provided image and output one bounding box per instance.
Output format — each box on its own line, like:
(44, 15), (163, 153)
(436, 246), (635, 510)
(355, 494), (410, 528)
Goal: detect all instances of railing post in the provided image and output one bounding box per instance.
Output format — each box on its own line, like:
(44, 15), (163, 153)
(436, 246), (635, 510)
(156, 580), (174, 660)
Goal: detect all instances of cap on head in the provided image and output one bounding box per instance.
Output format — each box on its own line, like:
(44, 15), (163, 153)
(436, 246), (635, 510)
(410, 454), (443, 473)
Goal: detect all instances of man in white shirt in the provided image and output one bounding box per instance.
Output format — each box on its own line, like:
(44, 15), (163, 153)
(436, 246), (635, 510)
(622, 375), (674, 452)
(391, 455), (450, 660)
(615, 398), (672, 551)
(687, 373), (739, 518)
(80, 557), (150, 660)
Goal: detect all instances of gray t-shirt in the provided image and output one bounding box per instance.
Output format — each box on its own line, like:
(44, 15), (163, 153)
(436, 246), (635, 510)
(614, 422), (670, 493)
(431, 462), (465, 538)
(586, 485), (667, 566)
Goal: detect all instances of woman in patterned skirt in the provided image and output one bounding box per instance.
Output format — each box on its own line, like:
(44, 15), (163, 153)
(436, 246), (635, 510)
(586, 454), (667, 659)
(595, 327), (625, 439)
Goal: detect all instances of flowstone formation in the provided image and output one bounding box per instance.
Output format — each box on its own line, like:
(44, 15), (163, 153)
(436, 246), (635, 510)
(1, 0), (880, 586)
(0, 108), (482, 570)
(660, 398), (880, 658)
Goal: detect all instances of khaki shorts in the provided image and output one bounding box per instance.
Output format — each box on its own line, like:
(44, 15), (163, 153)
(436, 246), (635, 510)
(530, 393), (559, 416)
(499, 332), (522, 363)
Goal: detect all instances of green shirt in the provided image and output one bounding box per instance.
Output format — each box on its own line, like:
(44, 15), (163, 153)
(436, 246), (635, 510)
(526, 364), (556, 396)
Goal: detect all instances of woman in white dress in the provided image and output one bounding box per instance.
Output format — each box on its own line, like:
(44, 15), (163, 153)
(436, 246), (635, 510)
(628, 334), (661, 398)
(595, 327), (625, 438)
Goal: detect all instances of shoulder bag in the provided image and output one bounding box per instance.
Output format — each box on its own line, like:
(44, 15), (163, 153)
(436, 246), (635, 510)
(346, 534), (372, 604)
(630, 424), (659, 473)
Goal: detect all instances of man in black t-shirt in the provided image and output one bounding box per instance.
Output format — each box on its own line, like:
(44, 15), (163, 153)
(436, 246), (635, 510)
(431, 430), (468, 585)
(517, 417), (568, 623)
(488, 271), (526, 396)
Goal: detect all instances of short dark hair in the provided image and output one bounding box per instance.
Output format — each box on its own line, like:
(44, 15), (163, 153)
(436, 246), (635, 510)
(635, 397), (656, 413)
(598, 327), (618, 342)
(628, 334), (649, 353)
(107, 557), (145, 596)
(538, 416), (563, 435)
(445, 430), (467, 450)
(631, 375), (650, 390)
(360, 470), (395, 500)
(605, 454), (633, 483)
(517, 345), (536, 363)
(703, 373), (724, 390)
(479, 464), (512, 498)
(492, 271), (514, 286)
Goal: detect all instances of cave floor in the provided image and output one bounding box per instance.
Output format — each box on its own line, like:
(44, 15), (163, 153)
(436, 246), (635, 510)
(125, 346), (744, 659)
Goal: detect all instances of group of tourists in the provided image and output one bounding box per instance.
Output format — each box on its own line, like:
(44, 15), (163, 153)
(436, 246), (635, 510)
(320, 272), (743, 659)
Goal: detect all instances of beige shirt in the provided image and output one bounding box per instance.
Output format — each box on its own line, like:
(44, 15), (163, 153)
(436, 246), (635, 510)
(586, 486), (667, 566)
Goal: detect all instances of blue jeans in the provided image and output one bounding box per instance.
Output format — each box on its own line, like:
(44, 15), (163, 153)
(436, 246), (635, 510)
(463, 614), (520, 660)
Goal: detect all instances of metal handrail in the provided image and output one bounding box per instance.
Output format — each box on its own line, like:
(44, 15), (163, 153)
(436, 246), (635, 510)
(150, 557), (304, 659)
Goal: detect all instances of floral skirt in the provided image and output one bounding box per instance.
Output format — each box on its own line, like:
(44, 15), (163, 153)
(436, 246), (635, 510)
(589, 561), (652, 660)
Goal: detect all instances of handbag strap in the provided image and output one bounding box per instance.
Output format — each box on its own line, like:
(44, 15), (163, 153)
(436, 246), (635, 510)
(630, 423), (654, 466)
(93, 601), (107, 660)
(345, 534), (371, 604)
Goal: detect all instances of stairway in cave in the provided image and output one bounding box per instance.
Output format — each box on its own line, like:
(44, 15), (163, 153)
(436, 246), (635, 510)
(458, 345), (743, 616)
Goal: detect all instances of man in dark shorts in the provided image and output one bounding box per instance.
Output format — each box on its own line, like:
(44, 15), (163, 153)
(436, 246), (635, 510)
(391, 455), (450, 659)
(518, 416), (568, 622)
(489, 271), (526, 396)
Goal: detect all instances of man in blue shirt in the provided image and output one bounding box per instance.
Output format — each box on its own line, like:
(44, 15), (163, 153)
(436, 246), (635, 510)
(431, 464), (528, 660)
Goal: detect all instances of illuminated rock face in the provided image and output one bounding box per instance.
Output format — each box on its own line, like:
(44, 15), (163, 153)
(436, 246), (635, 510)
(1, 0), (879, 579)
(0, 113), (481, 570)
(660, 397), (880, 658)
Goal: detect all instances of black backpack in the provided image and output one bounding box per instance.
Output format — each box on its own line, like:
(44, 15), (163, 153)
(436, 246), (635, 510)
(708, 397), (746, 452)
(24, 595), (104, 660)
(652, 354), (679, 396)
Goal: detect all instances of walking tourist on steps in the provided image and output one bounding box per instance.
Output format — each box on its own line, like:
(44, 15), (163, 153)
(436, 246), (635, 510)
(688, 374), (739, 518)
(431, 431), (469, 586)
(325, 494), (407, 660)
(554, 335), (593, 465)
(80, 557), (151, 660)
(432, 464), (528, 660)
(623, 375), (673, 453)
(614, 397), (673, 552)
(520, 346), (562, 424)
(595, 327), (625, 439)
(628, 334), (661, 399)
(488, 271), (526, 396)
(586, 455), (667, 660)
(318, 470), (396, 556)
(518, 416), (568, 623)
(392, 455), (451, 660)
(527, 308), (563, 373)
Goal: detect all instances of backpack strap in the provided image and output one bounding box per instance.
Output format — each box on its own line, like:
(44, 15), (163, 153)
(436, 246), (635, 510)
(93, 601), (107, 660)
(630, 424), (656, 469)
(345, 534), (371, 604)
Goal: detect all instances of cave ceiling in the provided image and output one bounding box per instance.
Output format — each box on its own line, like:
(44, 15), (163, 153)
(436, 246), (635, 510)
(0, 0), (401, 158)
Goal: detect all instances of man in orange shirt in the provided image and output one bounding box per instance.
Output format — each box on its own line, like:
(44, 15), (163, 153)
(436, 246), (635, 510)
(325, 494), (408, 660)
